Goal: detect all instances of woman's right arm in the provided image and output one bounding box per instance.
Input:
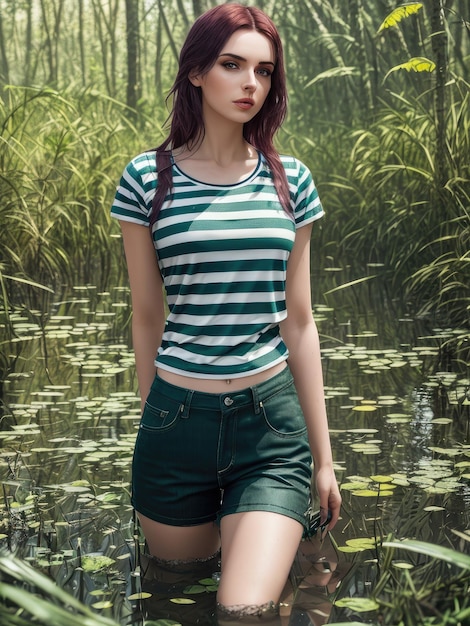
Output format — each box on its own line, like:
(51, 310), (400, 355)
(120, 220), (165, 411)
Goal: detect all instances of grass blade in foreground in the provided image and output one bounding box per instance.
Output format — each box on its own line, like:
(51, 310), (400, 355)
(383, 539), (470, 569)
(0, 553), (119, 626)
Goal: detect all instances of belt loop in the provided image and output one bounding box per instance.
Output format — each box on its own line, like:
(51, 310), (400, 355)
(181, 390), (194, 419)
(251, 385), (261, 415)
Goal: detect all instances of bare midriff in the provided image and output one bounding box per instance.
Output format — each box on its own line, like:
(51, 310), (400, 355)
(156, 360), (287, 394)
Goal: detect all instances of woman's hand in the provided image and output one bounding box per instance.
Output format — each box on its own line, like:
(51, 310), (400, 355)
(314, 464), (342, 530)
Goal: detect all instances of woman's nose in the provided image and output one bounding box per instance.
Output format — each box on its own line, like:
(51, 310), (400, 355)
(242, 69), (257, 91)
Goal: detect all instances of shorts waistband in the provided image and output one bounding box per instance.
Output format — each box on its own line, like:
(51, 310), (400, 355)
(150, 365), (293, 416)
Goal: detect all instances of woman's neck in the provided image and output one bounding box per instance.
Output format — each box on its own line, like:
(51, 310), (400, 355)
(173, 136), (259, 186)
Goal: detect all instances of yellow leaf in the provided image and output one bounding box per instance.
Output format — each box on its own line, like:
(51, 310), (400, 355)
(335, 597), (380, 612)
(170, 598), (196, 605)
(346, 538), (377, 549)
(378, 3), (424, 33)
(386, 57), (436, 80)
(371, 475), (393, 483)
(352, 405), (377, 412)
(128, 592), (153, 600)
(91, 600), (113, 609)
(352, 489), (379, 497)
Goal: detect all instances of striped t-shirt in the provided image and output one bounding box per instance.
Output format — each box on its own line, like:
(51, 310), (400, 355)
(111, 150), (323, 379)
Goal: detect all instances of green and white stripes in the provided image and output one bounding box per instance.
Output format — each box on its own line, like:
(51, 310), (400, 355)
(111, 151), (323, 378)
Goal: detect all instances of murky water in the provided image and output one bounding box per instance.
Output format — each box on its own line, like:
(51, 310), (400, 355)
(1, 278), (468, 624)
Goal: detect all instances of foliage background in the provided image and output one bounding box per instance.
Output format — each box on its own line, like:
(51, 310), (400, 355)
(0, 0), (469, 333)
(0, 3), (469, 625)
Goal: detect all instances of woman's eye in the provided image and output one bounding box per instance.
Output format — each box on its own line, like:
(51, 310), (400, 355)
(257, 68), (272, 77)
(223, 62), (238, 70)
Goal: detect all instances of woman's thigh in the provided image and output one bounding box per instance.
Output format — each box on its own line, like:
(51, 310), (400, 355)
(218, 511), (303, 607)
(138, 513), (220, 561)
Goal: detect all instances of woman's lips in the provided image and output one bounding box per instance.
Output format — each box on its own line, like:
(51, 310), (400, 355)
(233, 99), (255, 110)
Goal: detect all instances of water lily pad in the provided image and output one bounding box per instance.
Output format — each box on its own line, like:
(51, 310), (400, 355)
(370, 475), (393, 483)
(170, 598), (196, 605)
(352, 405), (377, 412)
(392, 561), (414, 569)
(346, 538), (377, 549)
(341, 482), (370, 491)
(128, 592), (153, 600)
(350, 444), (381, 455)
(334, 597), (379, 612)
(82, 555), (115, 572)
(182, 585), (207, 594)
(91, 600), (114, 609)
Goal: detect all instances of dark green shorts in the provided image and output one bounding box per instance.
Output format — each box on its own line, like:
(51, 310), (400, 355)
(131, 366), (312, 528)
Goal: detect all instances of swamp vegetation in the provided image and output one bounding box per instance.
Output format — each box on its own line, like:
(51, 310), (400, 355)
(0, 1), (469, 625)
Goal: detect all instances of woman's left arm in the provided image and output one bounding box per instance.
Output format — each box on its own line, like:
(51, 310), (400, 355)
(280, 222), (341, 529)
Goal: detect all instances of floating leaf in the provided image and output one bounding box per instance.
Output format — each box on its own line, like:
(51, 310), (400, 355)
(128, 592), (152, 600)
(334, 597), (379, 612)
(352, 405), (377, 412)
(378, 3), (423, 33)
(170, 598), (196, 605)
(392, 561), (414, 569)
(341, 481), (370, 491)
(429, 446), (462, 456)
(91, 600), (114, 609)
(346, 538), (377, 549)
(337, 546), (367, 553)
(371, 475), (393, 483)
(90, 590), (108, 597)
(81, 555), (115, 572)
(182, 585), (207, 594)
(199, 578), (217, 586)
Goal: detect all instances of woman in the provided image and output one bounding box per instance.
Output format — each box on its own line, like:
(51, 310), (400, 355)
(111, 3), (341, 616)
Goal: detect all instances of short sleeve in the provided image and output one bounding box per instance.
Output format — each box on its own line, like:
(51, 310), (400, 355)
(110, 151), (158, 226)
(284, 156), (324, 229)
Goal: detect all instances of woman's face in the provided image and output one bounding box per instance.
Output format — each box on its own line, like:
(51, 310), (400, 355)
(190, 29), (275, 127)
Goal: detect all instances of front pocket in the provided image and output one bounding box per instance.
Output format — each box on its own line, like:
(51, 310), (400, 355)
(139, 394), (183, 432)
(260, 383), (307, 438)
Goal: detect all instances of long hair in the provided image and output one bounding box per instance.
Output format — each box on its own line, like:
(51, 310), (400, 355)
(151, 4), (290, 223)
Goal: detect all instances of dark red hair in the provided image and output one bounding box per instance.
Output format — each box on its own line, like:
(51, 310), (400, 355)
(151, 3), (290, 222)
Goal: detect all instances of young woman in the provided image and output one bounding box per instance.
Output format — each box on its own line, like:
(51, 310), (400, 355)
(111, 3), (341, 616)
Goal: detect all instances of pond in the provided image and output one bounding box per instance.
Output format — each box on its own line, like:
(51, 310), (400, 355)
(0, 268), (469, 625)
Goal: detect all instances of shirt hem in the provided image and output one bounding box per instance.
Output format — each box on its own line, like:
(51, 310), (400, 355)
(154, 354), (289, 380)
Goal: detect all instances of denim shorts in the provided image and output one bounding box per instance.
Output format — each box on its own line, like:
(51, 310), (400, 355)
(131, 366), (312, 529)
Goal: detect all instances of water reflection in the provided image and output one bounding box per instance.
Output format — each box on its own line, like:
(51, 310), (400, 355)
(137, 551), (219, 624)
(0, 286), (468, 624)
(131, 532), (349, 625)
